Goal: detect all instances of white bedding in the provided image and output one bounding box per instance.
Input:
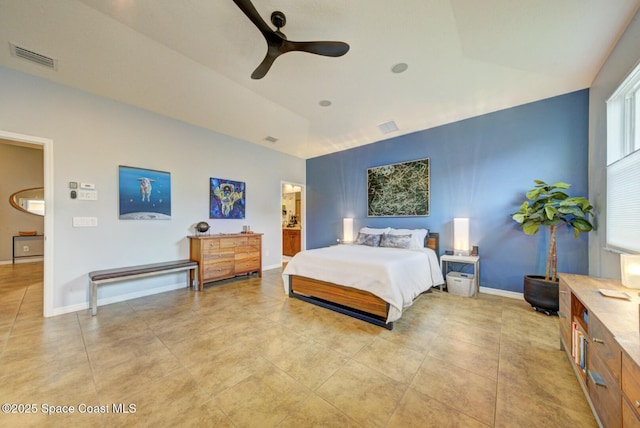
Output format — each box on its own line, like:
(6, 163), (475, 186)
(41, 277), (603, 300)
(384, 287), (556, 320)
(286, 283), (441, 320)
(282, 244), (444, 323)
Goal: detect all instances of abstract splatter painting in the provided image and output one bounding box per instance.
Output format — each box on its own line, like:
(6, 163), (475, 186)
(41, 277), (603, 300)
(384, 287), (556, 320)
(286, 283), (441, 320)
(367, 158), (429, 217)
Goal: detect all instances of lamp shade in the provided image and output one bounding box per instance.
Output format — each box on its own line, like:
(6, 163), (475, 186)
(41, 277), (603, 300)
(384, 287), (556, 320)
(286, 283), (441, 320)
(621, 254), (640, 288)
(343, 218), (354, 243)
(454, 218), (470, 256)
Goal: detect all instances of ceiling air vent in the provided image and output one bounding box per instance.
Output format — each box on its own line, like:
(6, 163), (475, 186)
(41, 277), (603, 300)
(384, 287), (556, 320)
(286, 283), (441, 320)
(10, 43), (57, 70)
(378, 120), (399, 134)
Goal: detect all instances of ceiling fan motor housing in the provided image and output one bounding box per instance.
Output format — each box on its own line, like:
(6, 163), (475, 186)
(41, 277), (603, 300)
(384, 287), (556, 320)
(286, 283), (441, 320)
(270, 11), (286, 29)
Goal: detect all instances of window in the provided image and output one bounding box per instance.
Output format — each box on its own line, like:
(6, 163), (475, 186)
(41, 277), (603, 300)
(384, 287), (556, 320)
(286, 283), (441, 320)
(606, 60), (640, 253)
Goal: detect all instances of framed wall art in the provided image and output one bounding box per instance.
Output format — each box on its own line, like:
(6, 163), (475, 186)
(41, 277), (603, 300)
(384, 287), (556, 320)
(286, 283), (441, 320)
(367, 158), (430, 217)
(119, 165), (172, 220)
(210, 177), (245, 219)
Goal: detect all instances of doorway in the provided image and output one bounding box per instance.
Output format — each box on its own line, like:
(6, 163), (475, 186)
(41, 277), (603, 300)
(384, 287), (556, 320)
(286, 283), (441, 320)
(281, 181), (305, 265)
(0, 130), (54, 317)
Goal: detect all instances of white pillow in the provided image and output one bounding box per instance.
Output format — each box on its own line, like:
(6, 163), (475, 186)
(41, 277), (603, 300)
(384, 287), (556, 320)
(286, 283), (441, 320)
(359, 227), (390, 235)
(388, 228), (429, 249)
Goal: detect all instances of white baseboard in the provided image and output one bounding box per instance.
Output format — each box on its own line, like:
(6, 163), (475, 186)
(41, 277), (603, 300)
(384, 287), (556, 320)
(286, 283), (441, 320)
(0, 257), (43, 265)
(263, 263), (284, 271)
(480, 286), (524, 300)
(51, 282), (188, 316)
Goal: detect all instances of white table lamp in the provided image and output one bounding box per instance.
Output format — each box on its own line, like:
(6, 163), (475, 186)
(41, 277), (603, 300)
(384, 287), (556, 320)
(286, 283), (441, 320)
(343, 218), (354, 243)
(454, 217), (470, 256)
(621, 254), (640, 288)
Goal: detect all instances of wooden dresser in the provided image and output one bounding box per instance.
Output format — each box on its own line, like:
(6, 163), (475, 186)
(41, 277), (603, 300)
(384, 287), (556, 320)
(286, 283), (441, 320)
(559, 273), (640, 427)
(188, 233), (262, 291)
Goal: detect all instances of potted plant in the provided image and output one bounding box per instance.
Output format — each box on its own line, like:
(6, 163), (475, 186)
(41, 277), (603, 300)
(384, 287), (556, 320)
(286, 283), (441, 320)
(511, 180), (595, 314)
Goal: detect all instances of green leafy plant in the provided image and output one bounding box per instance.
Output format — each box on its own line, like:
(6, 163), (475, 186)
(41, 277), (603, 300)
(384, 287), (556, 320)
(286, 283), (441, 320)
(511, 180), (595, 281)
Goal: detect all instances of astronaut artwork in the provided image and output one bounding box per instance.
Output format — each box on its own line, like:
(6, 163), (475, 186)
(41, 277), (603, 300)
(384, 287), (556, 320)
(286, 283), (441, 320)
(210, 178), (245, 219)
(118, 165), (171, 220)
(137, 177), (155, 202)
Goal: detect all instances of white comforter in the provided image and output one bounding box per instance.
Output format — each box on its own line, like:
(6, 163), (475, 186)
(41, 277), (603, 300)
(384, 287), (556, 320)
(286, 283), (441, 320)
(282, 244), (444, 323)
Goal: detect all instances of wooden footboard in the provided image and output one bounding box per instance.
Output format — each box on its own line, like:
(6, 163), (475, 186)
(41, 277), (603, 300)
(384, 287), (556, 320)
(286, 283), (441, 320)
(289, 275), (392, 329)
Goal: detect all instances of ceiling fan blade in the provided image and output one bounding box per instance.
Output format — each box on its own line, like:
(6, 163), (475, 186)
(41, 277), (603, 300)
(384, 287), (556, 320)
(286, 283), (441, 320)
(288, 41), (350, 57)
(232, 0), (273, 36)
(251, 51), (280, 79)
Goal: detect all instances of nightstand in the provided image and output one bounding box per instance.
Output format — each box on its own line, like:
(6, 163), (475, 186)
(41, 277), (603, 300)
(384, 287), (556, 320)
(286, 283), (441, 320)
(440, 254), (480, 296)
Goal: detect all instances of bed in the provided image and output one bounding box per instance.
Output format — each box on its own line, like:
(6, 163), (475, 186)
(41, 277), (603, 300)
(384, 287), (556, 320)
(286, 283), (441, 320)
(282, 227), (444, 329)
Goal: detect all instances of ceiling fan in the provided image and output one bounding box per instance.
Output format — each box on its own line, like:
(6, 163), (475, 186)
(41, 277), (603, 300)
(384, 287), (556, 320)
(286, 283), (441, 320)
(232, 0), (350, 79)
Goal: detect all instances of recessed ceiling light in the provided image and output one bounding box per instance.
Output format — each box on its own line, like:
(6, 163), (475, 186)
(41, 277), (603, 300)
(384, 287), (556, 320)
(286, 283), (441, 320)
(391, 63), (408, 74)
(319, 100), (332, 107)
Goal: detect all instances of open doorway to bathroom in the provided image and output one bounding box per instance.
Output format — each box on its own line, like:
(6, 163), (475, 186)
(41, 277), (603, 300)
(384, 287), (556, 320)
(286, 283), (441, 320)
(281, 181), (305, 266)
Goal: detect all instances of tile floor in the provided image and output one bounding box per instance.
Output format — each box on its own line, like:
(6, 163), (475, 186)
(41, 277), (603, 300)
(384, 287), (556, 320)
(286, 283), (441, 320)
(0, 262), (597, 427)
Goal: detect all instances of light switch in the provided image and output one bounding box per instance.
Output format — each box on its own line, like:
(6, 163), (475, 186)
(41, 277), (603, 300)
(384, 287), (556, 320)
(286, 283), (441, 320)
(77, 190), (98, 200)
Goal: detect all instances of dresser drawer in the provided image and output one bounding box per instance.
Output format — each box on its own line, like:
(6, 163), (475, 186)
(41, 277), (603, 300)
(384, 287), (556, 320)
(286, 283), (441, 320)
(220, 237), (247, 249)
(590, 313), (621, 384)
(623, 351), (640, 421)
(204, 260), (234, 279)
(201, 239), (220, 252)
(235, 256), (260, 273)
(588, 347), (621, 427)
(203, 248), (234, 261)
(623, 396), (640, 427)
(247, 235), (261, 247)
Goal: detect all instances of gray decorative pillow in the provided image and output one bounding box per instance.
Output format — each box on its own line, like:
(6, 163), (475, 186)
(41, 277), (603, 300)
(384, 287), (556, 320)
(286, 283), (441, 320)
(355, 232), (382, 246)
(379, 234), (411, 249)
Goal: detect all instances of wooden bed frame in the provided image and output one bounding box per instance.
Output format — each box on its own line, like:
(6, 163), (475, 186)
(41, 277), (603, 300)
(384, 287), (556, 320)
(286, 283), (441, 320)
(287, 232), (439, 330)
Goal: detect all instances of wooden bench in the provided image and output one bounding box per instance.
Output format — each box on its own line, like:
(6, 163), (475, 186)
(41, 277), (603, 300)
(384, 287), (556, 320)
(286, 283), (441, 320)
(89, 259), (199, 315)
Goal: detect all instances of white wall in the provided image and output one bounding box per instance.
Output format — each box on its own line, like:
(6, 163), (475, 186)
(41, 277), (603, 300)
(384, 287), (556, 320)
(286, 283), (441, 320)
(589, 10), (640, 278)
(0, 66), (305, 314)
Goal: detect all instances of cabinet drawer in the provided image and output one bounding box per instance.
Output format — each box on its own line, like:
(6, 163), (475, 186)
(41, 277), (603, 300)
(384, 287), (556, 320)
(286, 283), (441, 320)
(201, 239), (220, 251)
(558, 279), (571, 349)
(623, 351), (640, 421)
(203, 248), (234, 261)
(623, 396), (640, 427)
(248, 235), (261, 247)
(588, 347), (621, 427)
(559, 279), (571, 312)
(590, 313), (621, 384)
(235, 257), (260, 273)
(220, 237), (247, 249)
(204, 260), (234, 279)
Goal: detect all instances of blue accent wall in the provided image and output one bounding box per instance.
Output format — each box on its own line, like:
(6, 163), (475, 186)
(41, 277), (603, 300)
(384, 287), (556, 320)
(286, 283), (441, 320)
(306, 90), (589, 293)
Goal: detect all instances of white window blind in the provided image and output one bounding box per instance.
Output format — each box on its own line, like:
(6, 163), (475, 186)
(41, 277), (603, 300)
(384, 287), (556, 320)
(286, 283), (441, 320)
(606, 59), (640, 253)
(607, 150), (640, 252)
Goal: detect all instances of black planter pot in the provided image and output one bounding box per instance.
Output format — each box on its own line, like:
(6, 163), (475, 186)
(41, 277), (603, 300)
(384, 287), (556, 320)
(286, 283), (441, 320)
(523, 275), (559, 315)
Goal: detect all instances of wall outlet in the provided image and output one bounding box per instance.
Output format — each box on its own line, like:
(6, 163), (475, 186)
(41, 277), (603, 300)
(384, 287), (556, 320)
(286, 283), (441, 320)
(23, 245), (29, 252)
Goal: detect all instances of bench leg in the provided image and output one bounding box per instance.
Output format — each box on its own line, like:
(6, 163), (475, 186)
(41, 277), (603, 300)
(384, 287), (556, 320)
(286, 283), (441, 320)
(90, 280), (98, 316)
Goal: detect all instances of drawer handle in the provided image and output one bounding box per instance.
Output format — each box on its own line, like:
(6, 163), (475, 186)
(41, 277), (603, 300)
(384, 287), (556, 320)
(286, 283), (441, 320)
(588, 370), (607, 388)
(592, 338), (605, 344)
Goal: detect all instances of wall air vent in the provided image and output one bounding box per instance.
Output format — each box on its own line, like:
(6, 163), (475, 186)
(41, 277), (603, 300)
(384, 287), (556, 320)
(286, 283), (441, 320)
(9, 43), (57, 70)
(265, 136), (279, 143)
